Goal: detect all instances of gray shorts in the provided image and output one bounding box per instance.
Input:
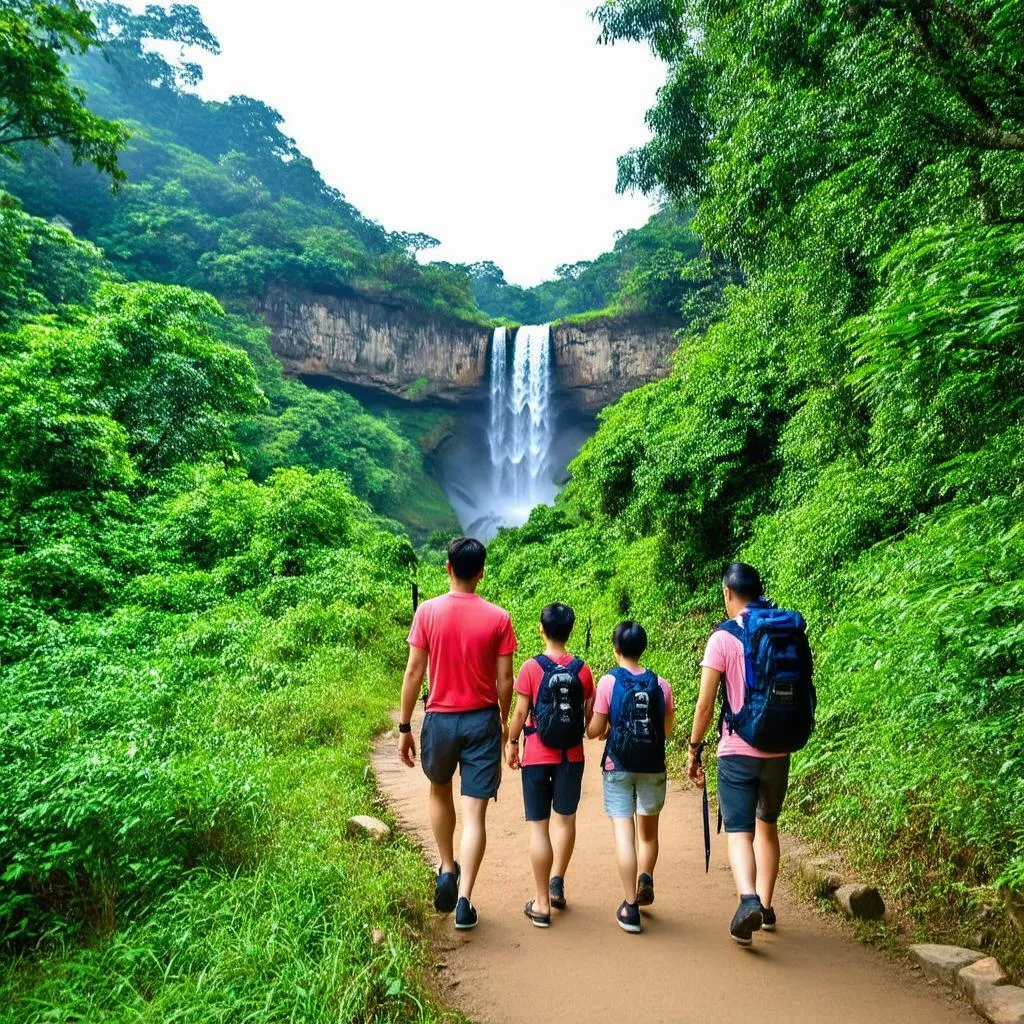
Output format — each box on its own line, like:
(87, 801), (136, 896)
(717, 754), (790, 833)
(420, 706), (502, 799)
(602, 770), (667, 818)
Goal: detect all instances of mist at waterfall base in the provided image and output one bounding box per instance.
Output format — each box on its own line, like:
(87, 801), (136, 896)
(439, 325), (593, 541)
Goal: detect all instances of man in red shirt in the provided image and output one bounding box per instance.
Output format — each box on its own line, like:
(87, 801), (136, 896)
(398, 537), (516, 931)
(506, 603), (594, 928)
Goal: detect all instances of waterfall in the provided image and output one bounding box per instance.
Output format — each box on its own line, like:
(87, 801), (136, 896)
(487, 324), (553, 527)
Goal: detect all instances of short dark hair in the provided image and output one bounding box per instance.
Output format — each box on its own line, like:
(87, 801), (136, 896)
(447, 537), (487, 581)
(541, 603), (575, 643)
(613, 620), (648, 659)
(723, 562), (764, 601)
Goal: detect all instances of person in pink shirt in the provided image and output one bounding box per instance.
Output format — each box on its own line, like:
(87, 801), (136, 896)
(506, 603), (595, 928)
(586, 621), (675, 935)
(398, 537), (517, 931)
(686, 563), (790, 945)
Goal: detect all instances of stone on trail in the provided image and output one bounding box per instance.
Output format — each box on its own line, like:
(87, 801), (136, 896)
(833, 883), (885, 921)
(909, 944), (985, 985)
(957, 957), (1009, 1002)
(799, 856), (843, 895)
(972, 984), (1024, 1024)
(347, 814), (390, 842)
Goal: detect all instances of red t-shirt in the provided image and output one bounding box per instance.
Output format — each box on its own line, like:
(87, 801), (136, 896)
(408, 592), (517, 712)
(515, 654), (595, 766)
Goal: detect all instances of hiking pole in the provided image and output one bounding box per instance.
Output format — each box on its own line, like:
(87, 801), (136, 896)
(695, 741), (711, 873)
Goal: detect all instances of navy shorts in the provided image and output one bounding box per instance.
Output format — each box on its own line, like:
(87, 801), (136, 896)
(717, 754), (791, 833)
(521, 761), (585, 821)
(420, 706), (502, 799)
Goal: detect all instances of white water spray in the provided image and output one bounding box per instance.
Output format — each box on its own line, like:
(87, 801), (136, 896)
(487, 324), (553, 527)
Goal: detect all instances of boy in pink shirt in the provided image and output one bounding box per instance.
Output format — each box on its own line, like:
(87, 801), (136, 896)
(507, 603), (595, 927)
(686, 563), (790, 946)
(587, 621), (675, 935)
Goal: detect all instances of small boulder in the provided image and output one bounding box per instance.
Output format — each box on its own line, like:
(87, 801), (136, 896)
(957, 957), (1009, 1003)
(833, 883), (885, 921)
(800, 856), (843, 895)
(371, 928), (386, 946)
(347, 814), (390, 842)
(909, 944), (985, 985)
(973, 984), (1024, 1024)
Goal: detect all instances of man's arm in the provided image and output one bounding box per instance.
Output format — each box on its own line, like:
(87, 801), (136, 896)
(506, 692), (530, 769)
(398, 645), (429, 767)
(496, 653), (514, 739)
(587, 711), (609, 740)
(686, 666), (721, 786)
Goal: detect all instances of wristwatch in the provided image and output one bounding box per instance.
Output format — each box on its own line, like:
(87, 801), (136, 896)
(508, 737), (520, 745)
(398, 722), (412, 734)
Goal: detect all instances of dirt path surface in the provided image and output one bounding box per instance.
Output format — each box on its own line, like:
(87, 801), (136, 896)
(374, 720), (973, 1024)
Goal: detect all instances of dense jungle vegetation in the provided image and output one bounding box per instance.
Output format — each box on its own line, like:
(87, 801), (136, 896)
(483, 0), (1024, 965)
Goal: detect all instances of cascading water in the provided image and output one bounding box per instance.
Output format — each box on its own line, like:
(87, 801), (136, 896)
(488, 324), (553, 522)
(438, 322), (592, 540)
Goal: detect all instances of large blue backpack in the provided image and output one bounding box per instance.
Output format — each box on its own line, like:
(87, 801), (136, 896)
(604, 667), (666, 773)
(718, 600), (816, 754)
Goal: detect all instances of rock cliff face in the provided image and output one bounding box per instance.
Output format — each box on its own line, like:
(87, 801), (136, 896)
(254, 288), (491, 401)
(551, 314), (680, 410)
(255, 290), (680, 410)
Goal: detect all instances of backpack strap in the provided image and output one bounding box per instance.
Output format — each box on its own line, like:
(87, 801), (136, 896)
(534, 653), (557, 673)
(602, 667), (630, 773)
(714, 620), (744, 738)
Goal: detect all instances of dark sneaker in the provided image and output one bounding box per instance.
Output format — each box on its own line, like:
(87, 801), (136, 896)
(455, 896), (478, 931)
(549, 876), (566, 910)
(616, 900), (642, 934)
(636, 873), (655, 907)
(761, 904), (776, 931)
(730, 894), (763, 946)
(434, 862), (460, 914)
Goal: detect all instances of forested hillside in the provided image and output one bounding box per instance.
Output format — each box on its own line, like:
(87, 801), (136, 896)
(484, 0), (1024, 962)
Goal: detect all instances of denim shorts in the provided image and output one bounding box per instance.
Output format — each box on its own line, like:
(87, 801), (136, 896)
(420, 706), (502, 799)
(521, 761), (585, 821)
(602, 770), (667, 818)
(716, 754), (790, 833)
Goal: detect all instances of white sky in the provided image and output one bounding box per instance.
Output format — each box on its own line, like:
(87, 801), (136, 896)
(157, 0), (664, 286)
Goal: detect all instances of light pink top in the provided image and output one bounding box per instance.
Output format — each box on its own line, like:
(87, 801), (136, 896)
(701, 616), (786, 759)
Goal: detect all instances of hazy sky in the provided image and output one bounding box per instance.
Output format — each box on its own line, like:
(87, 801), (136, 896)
(152, 0), (665, 285)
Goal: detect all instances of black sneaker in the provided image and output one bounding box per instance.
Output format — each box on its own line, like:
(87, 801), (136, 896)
(616, 900), (642, 934)
(761, 904), (776, 932)
(455, 896), (478, 930)
(549, 876), (566, 911)
(636, 873), (655, 907)
(730, 894), (763, 946)
(434, 862), (460, 914)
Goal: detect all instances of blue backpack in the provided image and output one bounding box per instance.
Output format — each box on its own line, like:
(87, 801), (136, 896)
(718, 600), (816, 754)
(604, 667), (666, 773)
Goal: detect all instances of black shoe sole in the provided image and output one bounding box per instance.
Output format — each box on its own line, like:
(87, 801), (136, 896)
(730, 907), (763, 945)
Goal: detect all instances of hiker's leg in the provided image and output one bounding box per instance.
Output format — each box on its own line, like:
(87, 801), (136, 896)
(529, 819), (554, 915)
(458, 795), (489, 900)
(727, 832), (757, 896)
(754, 819), (781, 909)
(428, 782), (457, 873)
(637, 813), (660, 877)
(611, 816), (639, 903)
(551, 812), (576, 878)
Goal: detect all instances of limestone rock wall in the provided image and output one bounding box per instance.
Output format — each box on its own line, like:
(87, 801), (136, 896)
(551, 314), (681, 410)
(254, 288), (491, 402)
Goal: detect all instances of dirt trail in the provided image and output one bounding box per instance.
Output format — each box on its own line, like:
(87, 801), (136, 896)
(374, 719), (973, 1024)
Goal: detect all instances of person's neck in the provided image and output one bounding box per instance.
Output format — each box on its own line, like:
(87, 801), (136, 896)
(449, 579), (478, 595)
(544, 641), (568, 658)
(618, 657), (643, 673)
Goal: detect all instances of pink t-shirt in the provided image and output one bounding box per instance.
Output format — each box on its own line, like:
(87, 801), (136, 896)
(515, 654), (595, 766)
(594, 670), (674, 771)
(701, 617), (787, 759)
(408, 592), (517, 712)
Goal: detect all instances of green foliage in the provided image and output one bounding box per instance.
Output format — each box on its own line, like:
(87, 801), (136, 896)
(0, 0), (128, 180)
